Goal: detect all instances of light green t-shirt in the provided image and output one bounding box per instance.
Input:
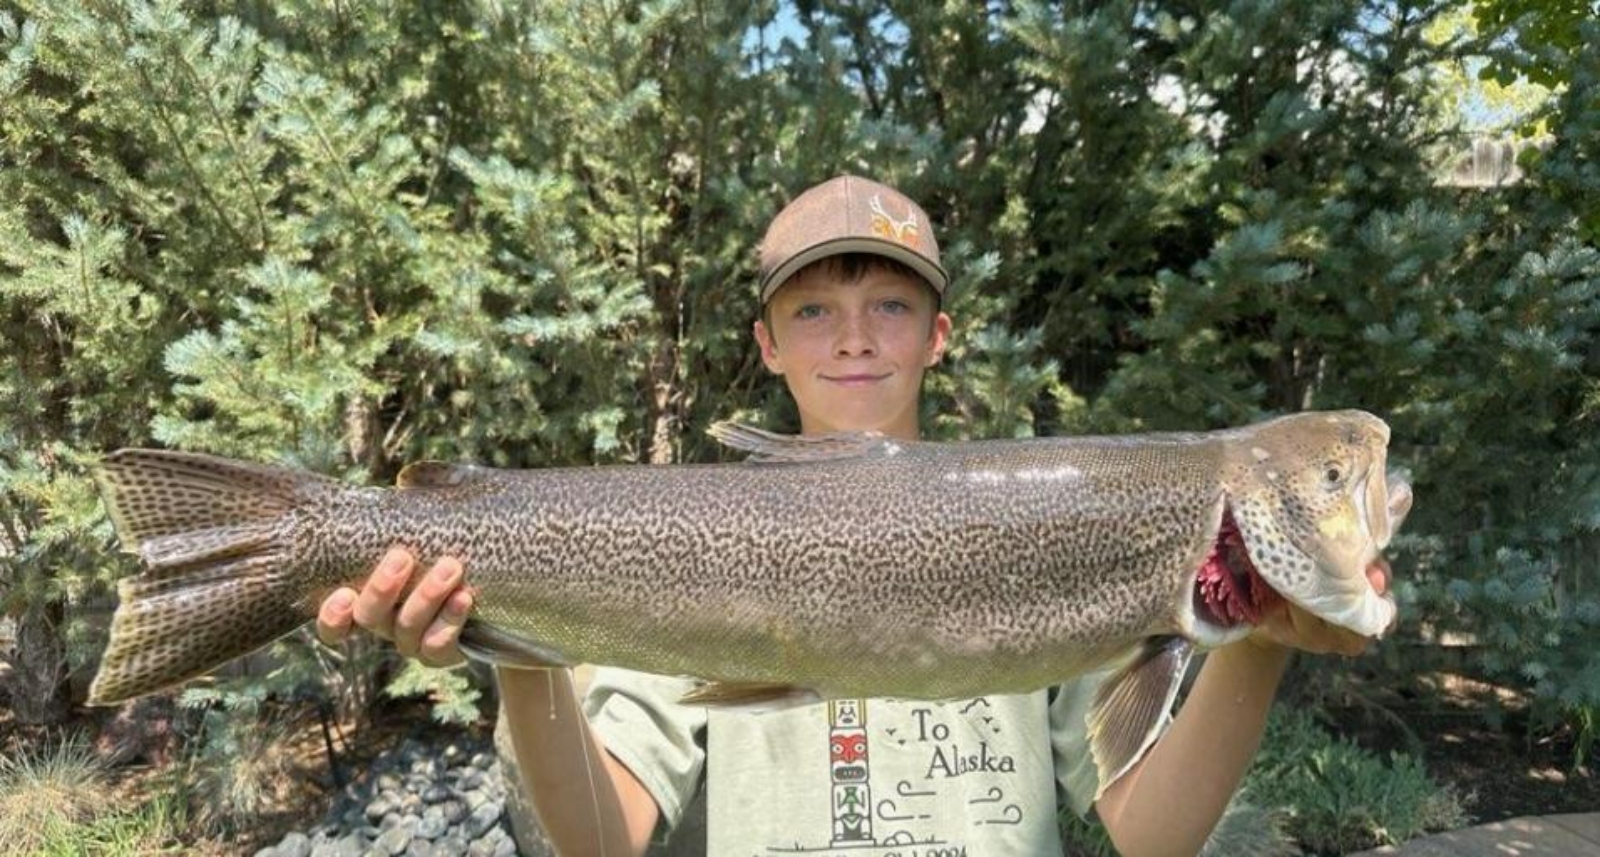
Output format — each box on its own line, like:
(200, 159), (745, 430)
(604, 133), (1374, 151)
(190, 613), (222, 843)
(584, 668), (1110, 856)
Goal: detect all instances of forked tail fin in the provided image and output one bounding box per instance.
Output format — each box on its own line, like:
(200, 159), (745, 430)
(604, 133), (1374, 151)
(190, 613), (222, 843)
(88, 449), (344, 705)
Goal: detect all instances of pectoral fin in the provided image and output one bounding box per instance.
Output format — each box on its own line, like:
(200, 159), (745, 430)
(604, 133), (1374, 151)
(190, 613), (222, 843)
(1087, 636), (1193, 800)
(679, 680), (821, 711)
(457, 621), (573, 670)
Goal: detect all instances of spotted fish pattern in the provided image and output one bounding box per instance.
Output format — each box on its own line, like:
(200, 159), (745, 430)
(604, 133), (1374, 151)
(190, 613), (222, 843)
(89, 410), (1409, 796)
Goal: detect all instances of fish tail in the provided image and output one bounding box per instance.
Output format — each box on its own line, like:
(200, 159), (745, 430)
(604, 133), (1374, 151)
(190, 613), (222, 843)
(88, 449), (345, 706)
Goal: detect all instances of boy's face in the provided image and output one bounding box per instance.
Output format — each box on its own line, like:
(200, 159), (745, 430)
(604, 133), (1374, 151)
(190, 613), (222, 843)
(753, 261), (951, 440)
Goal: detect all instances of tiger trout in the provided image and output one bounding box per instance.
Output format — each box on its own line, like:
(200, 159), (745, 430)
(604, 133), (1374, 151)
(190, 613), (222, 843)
(88, 409), (1411, 796)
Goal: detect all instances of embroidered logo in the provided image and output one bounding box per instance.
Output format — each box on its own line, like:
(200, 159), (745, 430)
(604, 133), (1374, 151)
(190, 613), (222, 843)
(869, 194), (920, 247)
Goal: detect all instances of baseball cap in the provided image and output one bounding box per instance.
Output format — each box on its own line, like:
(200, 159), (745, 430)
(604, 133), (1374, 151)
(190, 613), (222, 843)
(757, 175), (948, 304)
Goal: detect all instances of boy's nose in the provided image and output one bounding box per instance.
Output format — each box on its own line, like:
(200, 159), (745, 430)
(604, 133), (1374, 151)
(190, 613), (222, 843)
(833, 314), (877, 356)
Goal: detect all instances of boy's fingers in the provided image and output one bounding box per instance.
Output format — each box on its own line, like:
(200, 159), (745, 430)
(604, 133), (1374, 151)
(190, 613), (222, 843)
(1255, 602), (1369, 657)
(316, 588), (358, 647)
(419, 589), (474, 667)
(393, 557), (464, 658)
(351, 547), (415, 641)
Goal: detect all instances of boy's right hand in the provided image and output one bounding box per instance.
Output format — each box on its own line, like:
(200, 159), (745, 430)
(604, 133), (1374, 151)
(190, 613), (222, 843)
(316, 547), (474, 668)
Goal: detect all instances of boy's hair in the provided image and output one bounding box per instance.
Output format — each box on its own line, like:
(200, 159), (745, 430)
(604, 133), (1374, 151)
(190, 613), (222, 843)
(760, 252), (942, 331)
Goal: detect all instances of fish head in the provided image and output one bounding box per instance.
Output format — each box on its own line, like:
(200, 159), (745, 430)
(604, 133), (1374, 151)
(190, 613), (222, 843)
(1222, 410), (1411, 638)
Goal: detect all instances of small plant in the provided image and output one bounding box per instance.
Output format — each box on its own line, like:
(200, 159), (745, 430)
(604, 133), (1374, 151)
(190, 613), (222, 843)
(180, 701), (298, 837)
(40, 789), (189, 856)
(1058, 806), (1118, 857)
(0, 732), (108, 853)
(384, 658), (484, 726)
(1200, 794), (1302, 857)
(1251, 708), (1470, 854)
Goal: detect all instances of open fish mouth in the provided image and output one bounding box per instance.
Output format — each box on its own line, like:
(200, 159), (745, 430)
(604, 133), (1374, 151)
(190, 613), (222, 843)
(1193, 504), (1284, 630)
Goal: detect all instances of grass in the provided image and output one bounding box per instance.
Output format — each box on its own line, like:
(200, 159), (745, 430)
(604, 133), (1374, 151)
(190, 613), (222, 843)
(0, 732), (188, 856)
(187, 710), (299, 836)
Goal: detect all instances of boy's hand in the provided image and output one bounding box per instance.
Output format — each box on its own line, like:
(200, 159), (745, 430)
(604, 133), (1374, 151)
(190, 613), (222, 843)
(1248, 558), (1392, 657)
(316, 547), (474, 668)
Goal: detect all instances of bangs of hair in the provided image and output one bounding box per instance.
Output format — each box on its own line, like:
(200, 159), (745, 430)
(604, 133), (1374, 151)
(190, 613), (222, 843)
(794, 253), (924, 287)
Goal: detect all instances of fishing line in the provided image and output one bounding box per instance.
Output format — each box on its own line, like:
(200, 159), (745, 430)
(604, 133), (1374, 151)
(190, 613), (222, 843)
(563, 665), (610, 857)
(546, 668), (557, 720)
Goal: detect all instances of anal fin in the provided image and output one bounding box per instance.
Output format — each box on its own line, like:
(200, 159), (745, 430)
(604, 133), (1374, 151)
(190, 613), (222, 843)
(678, 680), (821, 712)
(1088, 636), (1194, 800)
(457, 621), (573, 670)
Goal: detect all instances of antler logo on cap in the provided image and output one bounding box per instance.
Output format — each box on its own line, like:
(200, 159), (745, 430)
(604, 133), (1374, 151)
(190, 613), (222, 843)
(869, 194), (920, 246)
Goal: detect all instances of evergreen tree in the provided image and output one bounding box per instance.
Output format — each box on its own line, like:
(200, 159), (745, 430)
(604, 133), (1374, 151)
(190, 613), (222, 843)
(1, 0), (1593, 821)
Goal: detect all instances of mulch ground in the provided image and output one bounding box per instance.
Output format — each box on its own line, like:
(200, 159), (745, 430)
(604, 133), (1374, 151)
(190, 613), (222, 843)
(1318, 670), (1598, 823)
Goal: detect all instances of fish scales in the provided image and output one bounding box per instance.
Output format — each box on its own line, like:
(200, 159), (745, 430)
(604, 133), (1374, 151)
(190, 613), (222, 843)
(244, 435), (1218, 701)
(88, 410), (1409, 798)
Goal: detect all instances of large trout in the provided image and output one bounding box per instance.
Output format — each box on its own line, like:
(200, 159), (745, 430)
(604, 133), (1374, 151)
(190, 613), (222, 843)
(89, 409), (1411, 795)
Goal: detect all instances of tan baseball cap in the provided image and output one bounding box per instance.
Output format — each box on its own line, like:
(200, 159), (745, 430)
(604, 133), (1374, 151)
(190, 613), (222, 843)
(757, 175), (948, 303)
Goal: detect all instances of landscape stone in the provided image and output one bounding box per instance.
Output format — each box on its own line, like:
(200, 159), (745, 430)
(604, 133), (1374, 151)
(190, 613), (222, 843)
(464, 803), (502, 840)
(279, 831), (313, 857)
(414, 813), (449, 841)
(374, 825), (412, 856)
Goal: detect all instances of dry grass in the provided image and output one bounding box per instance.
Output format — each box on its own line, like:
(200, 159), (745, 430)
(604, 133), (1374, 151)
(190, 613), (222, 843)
(188, 714), (302, 836)
(0, 732), (109, 853)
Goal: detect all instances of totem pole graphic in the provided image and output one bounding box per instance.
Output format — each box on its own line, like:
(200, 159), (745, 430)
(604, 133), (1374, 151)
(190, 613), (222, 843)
(828, 699), (873, 845)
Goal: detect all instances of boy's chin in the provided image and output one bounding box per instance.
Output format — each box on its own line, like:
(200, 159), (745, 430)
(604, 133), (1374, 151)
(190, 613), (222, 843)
(802, 405), (917, 437)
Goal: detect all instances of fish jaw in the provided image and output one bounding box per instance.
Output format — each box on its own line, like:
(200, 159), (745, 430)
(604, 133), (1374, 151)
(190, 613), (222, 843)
(1220, 411), (1405, 639)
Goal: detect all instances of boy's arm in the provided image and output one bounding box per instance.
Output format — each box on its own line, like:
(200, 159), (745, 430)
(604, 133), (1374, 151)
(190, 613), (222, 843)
(498, 667), (661, 855)
(315, 551), (662, 856)
(1093, 560), (1391, 857)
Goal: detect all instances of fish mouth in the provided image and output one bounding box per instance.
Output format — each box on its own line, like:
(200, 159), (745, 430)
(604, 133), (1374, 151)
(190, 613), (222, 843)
(1192, 504), (1284, 630)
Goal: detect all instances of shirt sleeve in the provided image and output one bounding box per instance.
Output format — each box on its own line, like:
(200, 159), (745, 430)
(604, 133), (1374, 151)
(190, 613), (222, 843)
(1049, 670), (1111, 819)
(583, 667), (708, 831)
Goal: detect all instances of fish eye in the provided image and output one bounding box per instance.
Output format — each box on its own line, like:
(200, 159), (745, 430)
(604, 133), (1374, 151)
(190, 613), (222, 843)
(1322, 465), (1344, 485)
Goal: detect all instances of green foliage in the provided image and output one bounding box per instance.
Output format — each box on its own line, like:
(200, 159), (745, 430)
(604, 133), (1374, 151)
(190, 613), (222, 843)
(176, 694), (298, 836)
(0, 0), (1595, 828)
(0, 732), (107, 852)
(1058, 807), (1118, 857)
(0, 731), (187, 854)
(1471, 0), (1592, 90)
(384, 659), (483, 727)
(1251, 708), (1470, 854)
(1199, 797), (1302, 857)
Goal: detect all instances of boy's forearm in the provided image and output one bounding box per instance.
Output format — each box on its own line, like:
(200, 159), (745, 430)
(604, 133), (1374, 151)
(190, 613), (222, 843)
(496, 667), (659, 857)
(1097, 641), (1291, 857)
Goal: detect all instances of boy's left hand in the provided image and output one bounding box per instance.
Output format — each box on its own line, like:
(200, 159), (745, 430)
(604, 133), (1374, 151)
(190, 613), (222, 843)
(1248, 558), (1393, 657)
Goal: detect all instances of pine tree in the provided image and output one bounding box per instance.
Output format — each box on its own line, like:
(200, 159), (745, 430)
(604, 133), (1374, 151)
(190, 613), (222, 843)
(2, 0), (1593, 799)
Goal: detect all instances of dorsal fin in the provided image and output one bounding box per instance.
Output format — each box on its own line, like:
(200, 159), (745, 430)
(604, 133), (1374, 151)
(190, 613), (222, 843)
(396, 461), (490, 489)
(707, 422), (908, 463)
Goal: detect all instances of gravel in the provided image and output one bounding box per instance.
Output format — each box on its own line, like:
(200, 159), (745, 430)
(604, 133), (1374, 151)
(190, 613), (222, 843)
(251, 737), (517, 857)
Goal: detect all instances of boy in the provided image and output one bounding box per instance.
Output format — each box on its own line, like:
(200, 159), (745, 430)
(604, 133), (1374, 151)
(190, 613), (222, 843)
(317, 175), (1389, 855)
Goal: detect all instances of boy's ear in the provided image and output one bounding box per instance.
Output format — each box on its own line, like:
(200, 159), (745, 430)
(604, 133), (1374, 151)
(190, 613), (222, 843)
(754, 319), (785, 374)
(925, 311), (953, 367)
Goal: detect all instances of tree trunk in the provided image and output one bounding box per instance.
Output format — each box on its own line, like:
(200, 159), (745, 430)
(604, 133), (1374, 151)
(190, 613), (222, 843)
(10, 597), (72, 724)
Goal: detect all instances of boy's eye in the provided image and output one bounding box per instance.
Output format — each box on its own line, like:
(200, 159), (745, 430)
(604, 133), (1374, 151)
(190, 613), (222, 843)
(879, 298), (911, 314)
(795, 304), (825, 320)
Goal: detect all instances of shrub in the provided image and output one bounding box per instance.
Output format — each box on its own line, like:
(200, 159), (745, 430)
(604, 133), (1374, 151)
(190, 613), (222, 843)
(1252, 708), (1469, 854)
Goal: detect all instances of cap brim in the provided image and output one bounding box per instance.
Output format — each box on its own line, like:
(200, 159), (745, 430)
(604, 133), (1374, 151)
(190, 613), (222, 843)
(760, 237), (949, 303)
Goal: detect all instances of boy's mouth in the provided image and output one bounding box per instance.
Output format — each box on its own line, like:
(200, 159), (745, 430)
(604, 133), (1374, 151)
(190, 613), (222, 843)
(823, 372), (892, 385)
